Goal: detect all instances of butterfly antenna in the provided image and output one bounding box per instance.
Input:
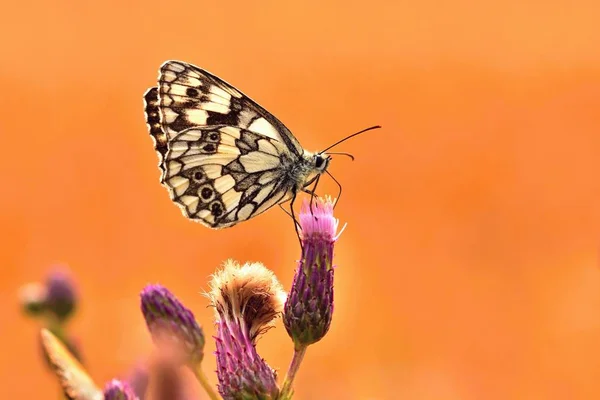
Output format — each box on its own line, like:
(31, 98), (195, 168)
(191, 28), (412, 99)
(320, 125), (381, 153)
(327, 152), (355, 161)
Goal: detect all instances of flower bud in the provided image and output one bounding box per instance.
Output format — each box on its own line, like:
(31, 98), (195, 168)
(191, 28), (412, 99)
(45, 268), (77, 322)
(140, 284), (205, 366)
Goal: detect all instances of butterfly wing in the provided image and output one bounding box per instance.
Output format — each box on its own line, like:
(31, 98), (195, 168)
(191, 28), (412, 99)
(143, 61), (306, 228)
(155, 60), (302, 154)
(144, 87), (168, 178)
(162, 125), (295, 227)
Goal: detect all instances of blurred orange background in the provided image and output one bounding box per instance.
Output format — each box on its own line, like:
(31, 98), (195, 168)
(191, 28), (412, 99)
(2, 0), (600, 399)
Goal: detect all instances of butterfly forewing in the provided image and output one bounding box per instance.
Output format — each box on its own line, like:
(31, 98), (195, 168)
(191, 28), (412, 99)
(157, 61), (303, 155)
(144, 60), (317, 228)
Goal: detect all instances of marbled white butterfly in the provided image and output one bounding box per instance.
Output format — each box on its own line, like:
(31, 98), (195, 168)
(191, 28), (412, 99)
(143, 60), (379, 230)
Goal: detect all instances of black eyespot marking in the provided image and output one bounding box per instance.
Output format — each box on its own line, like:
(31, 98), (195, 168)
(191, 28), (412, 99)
(201, 187), (213, 200)
(209, 132), (219, 141)
(186, 87), (200, 97)
(203, 144), (216, 152)
(210, 201), (223, 216)
(193, 171), (203, 181)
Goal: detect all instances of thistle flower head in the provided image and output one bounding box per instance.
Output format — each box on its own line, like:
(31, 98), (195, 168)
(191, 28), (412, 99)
(45, 267), (77, 322)
(284, 196), (339, 348)
(208, 260), (285, 400)
(140, 284), (205, 365)
(208, 259), (286, 341)
(299, 196), (340, 243)
(103, 379), (139, 400)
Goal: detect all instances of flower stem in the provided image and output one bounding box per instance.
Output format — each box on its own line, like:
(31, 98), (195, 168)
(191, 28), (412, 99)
(280, 345), (308, 399)
(192, 364), (221, 400)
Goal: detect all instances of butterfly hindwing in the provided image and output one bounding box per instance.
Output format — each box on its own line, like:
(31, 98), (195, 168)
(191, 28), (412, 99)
(143, 60), (322, 228)
(162, 125), (294, 227)
(157, 61), (303, 156)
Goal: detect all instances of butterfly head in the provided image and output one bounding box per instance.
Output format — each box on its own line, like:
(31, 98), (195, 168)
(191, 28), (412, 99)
(313, 153), (332, 173)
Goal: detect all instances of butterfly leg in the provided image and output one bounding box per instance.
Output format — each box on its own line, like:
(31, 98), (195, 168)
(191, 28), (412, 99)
(278, 194), (303, 247)
(301, 175), (321, 217)
(309, 175), (321, 216)
(288, 190), (304, 251)
(278, 203), (294, 219)
(325, 170), (343, 209)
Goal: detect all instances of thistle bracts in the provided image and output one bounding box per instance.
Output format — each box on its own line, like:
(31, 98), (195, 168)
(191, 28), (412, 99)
(208, 260), (286, 400)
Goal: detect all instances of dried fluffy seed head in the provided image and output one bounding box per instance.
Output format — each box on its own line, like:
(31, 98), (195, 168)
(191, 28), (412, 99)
(140, 284), (205, 365)
(208, 260), (286, 341)
(103, 379), (139, 400)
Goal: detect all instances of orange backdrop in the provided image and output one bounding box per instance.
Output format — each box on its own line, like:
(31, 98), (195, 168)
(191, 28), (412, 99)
(2, 0), (600, 399)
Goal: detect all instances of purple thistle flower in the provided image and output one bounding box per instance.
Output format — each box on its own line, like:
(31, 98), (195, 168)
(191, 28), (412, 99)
(103, 379), (139, 400)
(283, 196), (340, 348)
(45, 267), (77, 322)
(140, 284), (205, 365)
(208, 260), (286, 400)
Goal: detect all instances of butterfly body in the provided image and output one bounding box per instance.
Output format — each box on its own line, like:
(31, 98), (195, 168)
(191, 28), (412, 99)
(144, 61), (331, 228)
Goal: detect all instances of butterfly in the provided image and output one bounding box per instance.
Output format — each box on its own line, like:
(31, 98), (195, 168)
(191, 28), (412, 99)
(143, 60), (379, 231)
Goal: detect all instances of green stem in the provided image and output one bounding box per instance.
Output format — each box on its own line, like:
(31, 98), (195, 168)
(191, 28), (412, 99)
(279, 345), (308, 399)
(192, 363), (222, 400)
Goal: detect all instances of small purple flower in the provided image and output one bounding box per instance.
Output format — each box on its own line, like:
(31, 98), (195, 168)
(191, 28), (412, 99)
(103, 379), (139, 400)
(140, 284), (205, 365)
(283, 196), (340, 348)
(208, 260), (286, 400)
(45, 267), (77, 322)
